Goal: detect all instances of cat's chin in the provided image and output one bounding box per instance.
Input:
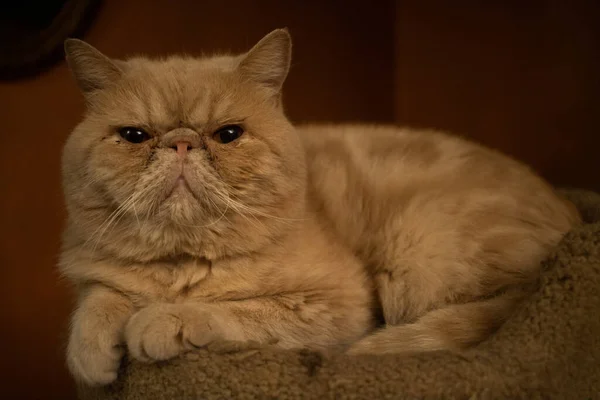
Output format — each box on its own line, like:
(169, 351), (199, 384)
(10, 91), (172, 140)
(162, 197), (202, 223)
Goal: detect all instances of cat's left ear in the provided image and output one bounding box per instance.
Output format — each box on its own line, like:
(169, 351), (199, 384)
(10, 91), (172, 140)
(237, 28), (292, 94)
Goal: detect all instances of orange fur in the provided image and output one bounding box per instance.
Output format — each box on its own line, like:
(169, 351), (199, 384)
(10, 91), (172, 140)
(60, 30), (579, 386)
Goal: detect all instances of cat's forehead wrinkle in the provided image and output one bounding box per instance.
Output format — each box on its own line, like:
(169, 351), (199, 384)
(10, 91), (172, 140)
(114, 56), (240, 132)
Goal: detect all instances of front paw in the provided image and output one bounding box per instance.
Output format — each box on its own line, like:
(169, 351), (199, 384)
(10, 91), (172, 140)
(125, 303), (234, 363)
(67, 323), (124, 386)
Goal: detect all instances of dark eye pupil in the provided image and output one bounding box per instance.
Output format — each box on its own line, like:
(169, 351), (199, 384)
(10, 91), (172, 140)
(216, 125), (243, 144)
(118, 127), (149, 143)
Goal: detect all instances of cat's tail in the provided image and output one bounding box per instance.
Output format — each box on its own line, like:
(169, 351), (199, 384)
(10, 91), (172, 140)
(347, 287), (530, 355)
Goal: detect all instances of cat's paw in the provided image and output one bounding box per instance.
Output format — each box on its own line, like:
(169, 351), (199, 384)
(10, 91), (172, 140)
(67, 321), (124, 386)
(124, 303), (232, 363)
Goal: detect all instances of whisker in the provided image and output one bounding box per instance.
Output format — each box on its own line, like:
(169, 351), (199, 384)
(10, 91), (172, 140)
(170, 196), (230, 228)
(132, 202), (141, 232)
(212, 190), (265, 232)
(219, 181), (307, 223)
(84, 177), (159, 260)
(88, 193), (140, 258)
(83, 192), (136, 249)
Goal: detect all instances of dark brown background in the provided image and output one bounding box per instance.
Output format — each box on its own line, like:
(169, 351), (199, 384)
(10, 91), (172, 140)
(0, 1), (598, 398)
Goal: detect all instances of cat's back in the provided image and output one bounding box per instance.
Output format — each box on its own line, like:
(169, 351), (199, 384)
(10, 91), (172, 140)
(297, 124), (579, 257)
(298, 124), (532, 186)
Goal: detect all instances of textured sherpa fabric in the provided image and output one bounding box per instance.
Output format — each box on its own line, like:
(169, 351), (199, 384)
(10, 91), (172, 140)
(79, 190), (600, 400)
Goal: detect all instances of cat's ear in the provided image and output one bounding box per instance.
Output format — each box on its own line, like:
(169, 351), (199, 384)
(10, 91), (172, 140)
(238, 29), (292, 93)
(64, 39), (123, 94)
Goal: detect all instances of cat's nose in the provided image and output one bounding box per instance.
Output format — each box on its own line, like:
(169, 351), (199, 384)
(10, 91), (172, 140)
(172, 141), (192, 157)
(162, 128), (201, 153)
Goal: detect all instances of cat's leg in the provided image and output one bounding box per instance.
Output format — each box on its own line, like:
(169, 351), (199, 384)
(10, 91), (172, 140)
(67, 285), (134, 386)
(348, 288), (527, 355)
(124, 295), (372, 362)
(358, 192), (555, 354)
(368, 217), (486, 326)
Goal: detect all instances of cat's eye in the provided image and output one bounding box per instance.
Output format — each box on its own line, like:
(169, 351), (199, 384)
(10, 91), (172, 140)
(118, 127), (150, 144)
(213, 125), (244, 144)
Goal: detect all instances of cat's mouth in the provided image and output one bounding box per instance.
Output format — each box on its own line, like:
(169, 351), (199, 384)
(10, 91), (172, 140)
(175, 175), (187, 187)
(157, 163), (210, 210)
(170, 174), (192, 193)
(164, 172), (196, 201)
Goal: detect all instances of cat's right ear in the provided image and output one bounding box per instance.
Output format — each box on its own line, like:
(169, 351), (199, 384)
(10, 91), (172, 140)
(64, 39), (123, 95)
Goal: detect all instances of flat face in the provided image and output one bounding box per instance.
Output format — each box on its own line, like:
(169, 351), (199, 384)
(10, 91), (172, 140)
(63, 37), (303, 261)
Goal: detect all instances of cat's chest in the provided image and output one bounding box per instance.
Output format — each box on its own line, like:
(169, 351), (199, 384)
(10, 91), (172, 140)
(129, 257), (267, 306)
(156, 260), (211, 301)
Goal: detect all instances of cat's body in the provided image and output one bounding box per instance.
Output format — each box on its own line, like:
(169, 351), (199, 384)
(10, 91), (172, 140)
(60, 30), (579, 386)
(301, 124), (578, 352)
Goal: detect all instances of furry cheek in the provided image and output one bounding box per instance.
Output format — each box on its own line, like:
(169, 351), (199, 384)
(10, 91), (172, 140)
(88, 139), (156, 206)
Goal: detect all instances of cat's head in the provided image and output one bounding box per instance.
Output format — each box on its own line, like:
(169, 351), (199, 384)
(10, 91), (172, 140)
(62, 29), (306, 262)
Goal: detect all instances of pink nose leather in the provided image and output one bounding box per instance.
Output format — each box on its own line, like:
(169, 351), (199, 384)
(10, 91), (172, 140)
(175, 141), (191, 157)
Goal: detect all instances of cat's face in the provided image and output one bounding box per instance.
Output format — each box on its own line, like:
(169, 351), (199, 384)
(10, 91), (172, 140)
(62, 30), (305, 262)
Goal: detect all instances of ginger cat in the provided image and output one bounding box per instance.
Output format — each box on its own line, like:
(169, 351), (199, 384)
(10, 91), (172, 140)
(60, 29), (579, 386)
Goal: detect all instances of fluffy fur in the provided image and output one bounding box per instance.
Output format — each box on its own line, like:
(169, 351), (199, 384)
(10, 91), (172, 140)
(60, 29), (580, 387)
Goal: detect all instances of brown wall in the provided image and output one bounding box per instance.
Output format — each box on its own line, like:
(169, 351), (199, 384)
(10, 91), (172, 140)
(0, 1), (597, 399)
(395, 1), (600, 190)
